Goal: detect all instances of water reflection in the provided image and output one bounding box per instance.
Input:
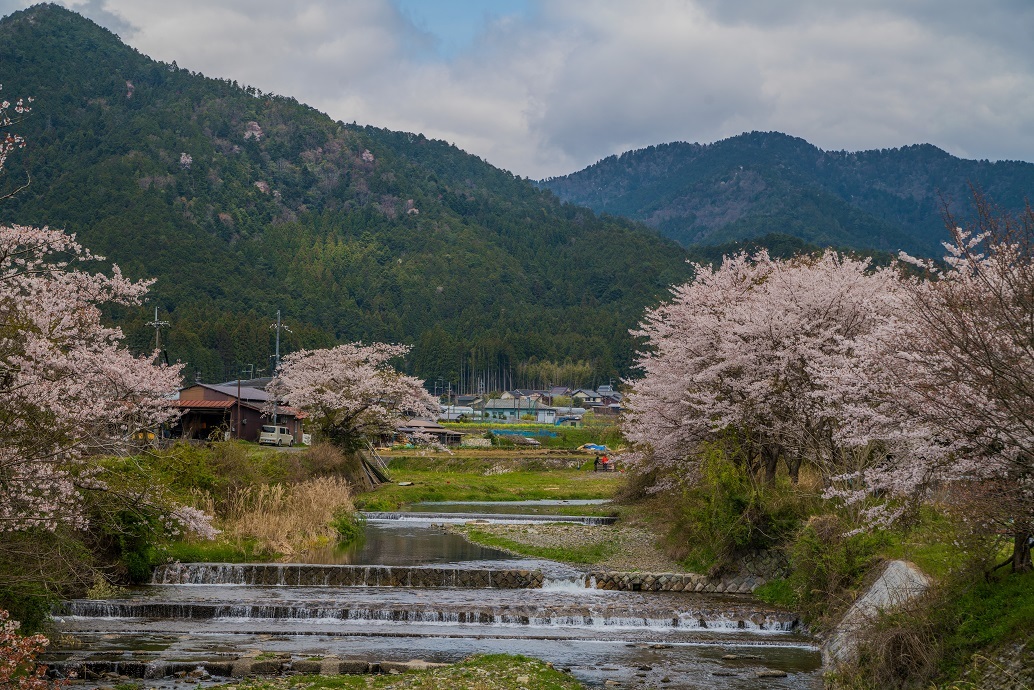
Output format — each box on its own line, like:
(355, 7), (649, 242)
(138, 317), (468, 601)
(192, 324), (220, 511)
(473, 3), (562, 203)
(302, 523), (514, 566)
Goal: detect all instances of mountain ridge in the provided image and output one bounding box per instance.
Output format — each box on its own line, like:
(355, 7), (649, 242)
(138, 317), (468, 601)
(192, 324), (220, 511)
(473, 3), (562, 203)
(539, 131), (1034, 256)
(0, 3), (693, 386)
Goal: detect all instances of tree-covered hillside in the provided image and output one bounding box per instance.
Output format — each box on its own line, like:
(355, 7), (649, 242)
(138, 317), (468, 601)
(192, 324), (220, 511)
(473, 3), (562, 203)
(539, 133), (1034, 256)
(0, 4), (693, 386)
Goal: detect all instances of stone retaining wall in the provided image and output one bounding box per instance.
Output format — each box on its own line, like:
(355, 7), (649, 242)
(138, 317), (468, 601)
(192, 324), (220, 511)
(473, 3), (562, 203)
(585, 550), (788, 594)
(585, 571), (754, 594)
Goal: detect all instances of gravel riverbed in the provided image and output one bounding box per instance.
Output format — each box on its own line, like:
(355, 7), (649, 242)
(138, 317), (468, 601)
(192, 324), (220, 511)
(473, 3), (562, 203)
(449, 520), (691, 573)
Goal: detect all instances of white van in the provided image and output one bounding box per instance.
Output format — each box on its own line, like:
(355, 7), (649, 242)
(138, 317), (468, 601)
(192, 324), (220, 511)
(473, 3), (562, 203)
(258, 425), (294, 446)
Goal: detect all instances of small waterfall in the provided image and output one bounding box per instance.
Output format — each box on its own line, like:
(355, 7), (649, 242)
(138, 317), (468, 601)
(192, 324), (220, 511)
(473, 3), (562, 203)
(59, 599), (798, 632)
(542, 574), (590, 591)
(152, 563), (545, 589)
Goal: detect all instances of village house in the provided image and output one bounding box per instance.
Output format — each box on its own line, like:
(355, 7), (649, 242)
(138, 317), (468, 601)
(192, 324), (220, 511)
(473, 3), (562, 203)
(570, 388), (603, 407)
(171, 382), (304, 443)
(483, 398), (558, 424)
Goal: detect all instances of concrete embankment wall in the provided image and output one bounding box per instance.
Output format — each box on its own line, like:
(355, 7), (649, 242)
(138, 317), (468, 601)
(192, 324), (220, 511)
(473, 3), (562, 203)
(822, 560), (931, 668)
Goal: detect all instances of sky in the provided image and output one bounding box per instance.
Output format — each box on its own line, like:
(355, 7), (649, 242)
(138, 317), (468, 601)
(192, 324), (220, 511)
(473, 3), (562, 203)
(1, 0), (1033, 179)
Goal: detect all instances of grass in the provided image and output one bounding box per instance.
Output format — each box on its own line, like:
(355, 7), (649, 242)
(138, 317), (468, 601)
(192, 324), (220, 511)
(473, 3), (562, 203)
(751, 578), (796, 608)
(211, 477), (355, 557)
(163, 538), (274, 563)
(937, 570), (1034, 678)
(218, 654), (584, 689)
(457, 527), (618, 564)
(354, 456), (622, 511)
(877, 506), (988, 580)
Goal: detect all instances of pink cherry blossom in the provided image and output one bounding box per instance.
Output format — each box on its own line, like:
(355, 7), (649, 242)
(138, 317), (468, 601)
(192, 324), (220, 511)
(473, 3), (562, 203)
(268, 342), (438, 452)
(0, 225), (183, 532)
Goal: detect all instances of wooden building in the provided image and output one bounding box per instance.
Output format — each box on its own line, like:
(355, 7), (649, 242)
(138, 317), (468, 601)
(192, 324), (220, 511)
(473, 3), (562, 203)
(172, 383), (303, 443)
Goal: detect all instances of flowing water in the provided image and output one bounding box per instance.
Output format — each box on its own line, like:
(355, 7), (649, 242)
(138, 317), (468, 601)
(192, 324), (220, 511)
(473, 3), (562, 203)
(48, 500), (822, 688)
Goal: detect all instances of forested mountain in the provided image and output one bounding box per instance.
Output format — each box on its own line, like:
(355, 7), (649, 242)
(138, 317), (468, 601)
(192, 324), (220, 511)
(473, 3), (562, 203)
(0, 4), (694, 387)
(539, 133), (1034, 256)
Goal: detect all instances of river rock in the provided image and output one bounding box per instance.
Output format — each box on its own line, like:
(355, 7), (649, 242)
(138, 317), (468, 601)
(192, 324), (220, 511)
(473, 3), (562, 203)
(756, 669), (788, 678)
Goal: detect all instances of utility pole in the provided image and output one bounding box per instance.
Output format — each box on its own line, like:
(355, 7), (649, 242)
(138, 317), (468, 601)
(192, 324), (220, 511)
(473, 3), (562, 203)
(146, 307), (170, 363)
(236, 370), (242, 440)
(270, 310), (292, 424)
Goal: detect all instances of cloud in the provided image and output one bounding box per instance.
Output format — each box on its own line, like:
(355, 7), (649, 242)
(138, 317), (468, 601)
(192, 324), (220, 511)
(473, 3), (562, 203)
(2, 0), (1032, 177)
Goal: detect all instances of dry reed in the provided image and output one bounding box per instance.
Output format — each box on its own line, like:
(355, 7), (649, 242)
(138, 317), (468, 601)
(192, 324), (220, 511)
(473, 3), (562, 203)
(217, 477), (354, 556)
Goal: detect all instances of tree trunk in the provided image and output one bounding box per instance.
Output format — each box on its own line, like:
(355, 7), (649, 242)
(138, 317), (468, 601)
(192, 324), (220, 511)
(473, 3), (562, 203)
(762, 444), (781, 486)
(785, 453), (802, 485)
(1013, 529), (1033, 573)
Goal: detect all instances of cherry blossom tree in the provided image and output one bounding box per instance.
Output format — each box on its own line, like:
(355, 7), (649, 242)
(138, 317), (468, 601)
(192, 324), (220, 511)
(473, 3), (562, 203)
(845, 197), (1034, 572)
(268, 342), (438, 452)
(0, 609), (58, 690)
(0, 84), (31, 200)
(0, 225), (183, 533)
(623, 250), (903, 489)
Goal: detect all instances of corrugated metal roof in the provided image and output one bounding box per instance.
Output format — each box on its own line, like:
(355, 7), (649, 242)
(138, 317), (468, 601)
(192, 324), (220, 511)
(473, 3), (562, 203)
(174, 400), (235, 409)
(202, 384), (270, 401)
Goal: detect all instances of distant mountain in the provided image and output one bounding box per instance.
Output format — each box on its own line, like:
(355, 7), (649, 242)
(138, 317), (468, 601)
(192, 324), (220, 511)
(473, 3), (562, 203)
(0, 4), (694, 385)
(539, 132), (1034, 256)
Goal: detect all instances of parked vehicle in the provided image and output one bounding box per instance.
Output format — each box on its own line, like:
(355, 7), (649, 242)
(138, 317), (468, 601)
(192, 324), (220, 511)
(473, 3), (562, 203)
(258, 425), (294, 446)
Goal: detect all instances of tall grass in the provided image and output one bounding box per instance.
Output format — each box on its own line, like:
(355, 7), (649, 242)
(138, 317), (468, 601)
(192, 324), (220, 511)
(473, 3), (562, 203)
(202, 477), (355, 556)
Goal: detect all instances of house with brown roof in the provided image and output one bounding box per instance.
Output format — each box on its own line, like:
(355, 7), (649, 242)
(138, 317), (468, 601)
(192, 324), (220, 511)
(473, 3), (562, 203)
(171, 383), (303, 443)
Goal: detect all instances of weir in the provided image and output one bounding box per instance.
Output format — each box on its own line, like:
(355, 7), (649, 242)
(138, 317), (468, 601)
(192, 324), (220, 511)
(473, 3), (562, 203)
(59, 587), (799, 632)
(49, 500), (821, 688)
(152, 562), (546, 588)
(362, 511), (618, 525)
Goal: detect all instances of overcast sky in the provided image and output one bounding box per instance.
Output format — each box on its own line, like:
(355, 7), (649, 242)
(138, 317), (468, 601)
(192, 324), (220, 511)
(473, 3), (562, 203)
(3, 0), (1033, 179)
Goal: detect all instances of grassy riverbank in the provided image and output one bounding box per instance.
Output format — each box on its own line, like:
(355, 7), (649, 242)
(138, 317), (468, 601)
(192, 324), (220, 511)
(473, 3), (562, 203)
(217, 655), (585, 690)
(355, 453), (623, 511)
(0, 440), (369, 630)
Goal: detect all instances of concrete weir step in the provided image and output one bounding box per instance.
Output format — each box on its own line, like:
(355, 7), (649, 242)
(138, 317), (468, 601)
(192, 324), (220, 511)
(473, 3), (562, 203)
(57, 596), (800, 631)
(50, 656), (446, 681)
(362, 511), (617, 525)
(152, 562), (546, 588)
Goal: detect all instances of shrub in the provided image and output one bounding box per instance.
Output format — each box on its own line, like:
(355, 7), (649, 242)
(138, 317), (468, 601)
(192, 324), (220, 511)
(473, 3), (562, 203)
(330, 510), (366, 546)
(658, 446), (808, 575)
(0, 609), (60, 690)
(787, 514), (886, 625)
(0, 529), (89, 634)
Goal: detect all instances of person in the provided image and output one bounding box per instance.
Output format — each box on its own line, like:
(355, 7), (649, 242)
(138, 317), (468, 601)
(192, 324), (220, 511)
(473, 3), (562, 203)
(600, 454), (610, 470)
(593, 455), (601, 472)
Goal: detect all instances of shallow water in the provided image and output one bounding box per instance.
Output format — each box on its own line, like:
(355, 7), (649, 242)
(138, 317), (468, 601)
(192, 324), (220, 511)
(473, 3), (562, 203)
(299, 521), (548, 567)
(50, 499), (823, 689)
(403, 499), (612, 514)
